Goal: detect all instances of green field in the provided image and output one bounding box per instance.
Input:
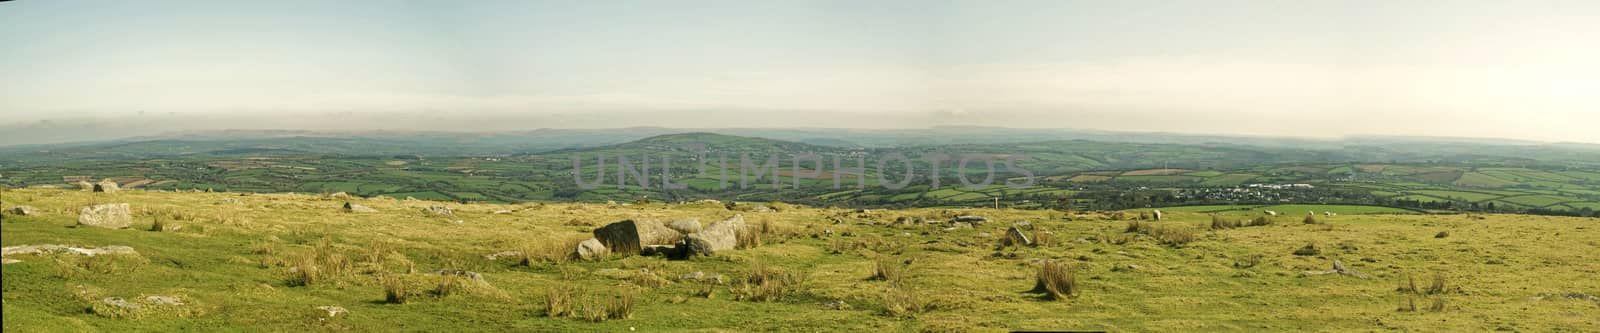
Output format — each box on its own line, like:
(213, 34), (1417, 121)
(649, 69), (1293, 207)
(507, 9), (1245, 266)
(1409, 190), (1503, 203)
(1498, 195), (1581, 208)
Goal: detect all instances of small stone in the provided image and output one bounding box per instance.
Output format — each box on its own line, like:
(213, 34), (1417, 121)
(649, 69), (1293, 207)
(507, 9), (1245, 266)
(953, 216), (989, 224)
(575, 238), (608, 260)
(343, 202), (378, 213)
(316, 305), (348, 318)
(102, 297), (138, 309)
(679, 271), (706, 281)
(483, 251), (522, 260)
(7, 205), (39, 216)
(145, 295), (184, 306)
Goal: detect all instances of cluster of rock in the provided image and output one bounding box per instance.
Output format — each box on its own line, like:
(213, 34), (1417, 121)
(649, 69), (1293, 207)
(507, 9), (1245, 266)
(422, 205), (453, 217)
(578, 214), (750, 260)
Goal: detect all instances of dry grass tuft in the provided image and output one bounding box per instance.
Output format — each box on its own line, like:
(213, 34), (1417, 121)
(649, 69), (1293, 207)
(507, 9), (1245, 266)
(544, 285), (575, 317)
(1398, 297), (1418, 312)
(736, 228), (763, 249)
(1398, 274), (1420, 294)
(629, 270), (671, 288)
(692, 280), (717, 299)
(1425, 273), (1447, 295)
(1210, 215), (1241, 230)
(868, 256), (903, 283)
(882, 287), (933, 318)
(1125, 220), (1151, 233)
(382, 274), (413, 304)
(1030, 230), (1055, 247)
(1233, 254), (1263, 268)
(735, 261), (806, 302)
(1154, 225), (1195, 246)
(433, 273), (465, 297)
(1032, 260), (1078, 300)
(521, 236), (587, 266)
(606, 292), (636, 320)
(1293, 243), (1321, 256)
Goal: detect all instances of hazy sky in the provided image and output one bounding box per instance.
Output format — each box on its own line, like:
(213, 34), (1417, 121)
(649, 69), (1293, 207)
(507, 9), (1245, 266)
(2, 0), (1597, 143)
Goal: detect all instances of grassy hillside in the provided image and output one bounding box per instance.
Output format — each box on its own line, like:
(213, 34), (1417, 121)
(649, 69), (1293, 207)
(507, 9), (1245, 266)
(3, 189), (1597, 332)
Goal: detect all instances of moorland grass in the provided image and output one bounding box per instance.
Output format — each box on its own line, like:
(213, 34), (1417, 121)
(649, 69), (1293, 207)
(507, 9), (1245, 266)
(1, 189), (1597, 332)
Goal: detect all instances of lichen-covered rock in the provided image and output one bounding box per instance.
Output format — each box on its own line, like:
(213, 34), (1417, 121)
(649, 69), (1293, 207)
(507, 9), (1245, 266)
(78, 203), (133, 229)
(1005, 226), (1033, 247)
(684, 215), (746, 256)
(316, 306), (347, 318)
(667, 218), (703, 234)
(575, 238), (608, 260)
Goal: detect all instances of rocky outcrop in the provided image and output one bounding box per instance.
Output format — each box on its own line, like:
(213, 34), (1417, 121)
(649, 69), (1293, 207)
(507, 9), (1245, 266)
(592, 219), (682, 255)
(78, 203), (133, 229)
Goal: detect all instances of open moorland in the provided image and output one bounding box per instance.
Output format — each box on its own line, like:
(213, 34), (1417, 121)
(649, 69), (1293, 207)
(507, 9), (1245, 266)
(3, 188), (1597, 332)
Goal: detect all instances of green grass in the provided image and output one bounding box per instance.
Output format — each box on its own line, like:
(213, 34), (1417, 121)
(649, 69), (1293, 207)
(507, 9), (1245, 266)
(3, 189), (1598, 331)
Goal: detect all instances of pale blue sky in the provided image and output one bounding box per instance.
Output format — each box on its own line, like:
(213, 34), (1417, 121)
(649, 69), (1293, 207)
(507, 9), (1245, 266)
(2, 0), (1596, 142)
